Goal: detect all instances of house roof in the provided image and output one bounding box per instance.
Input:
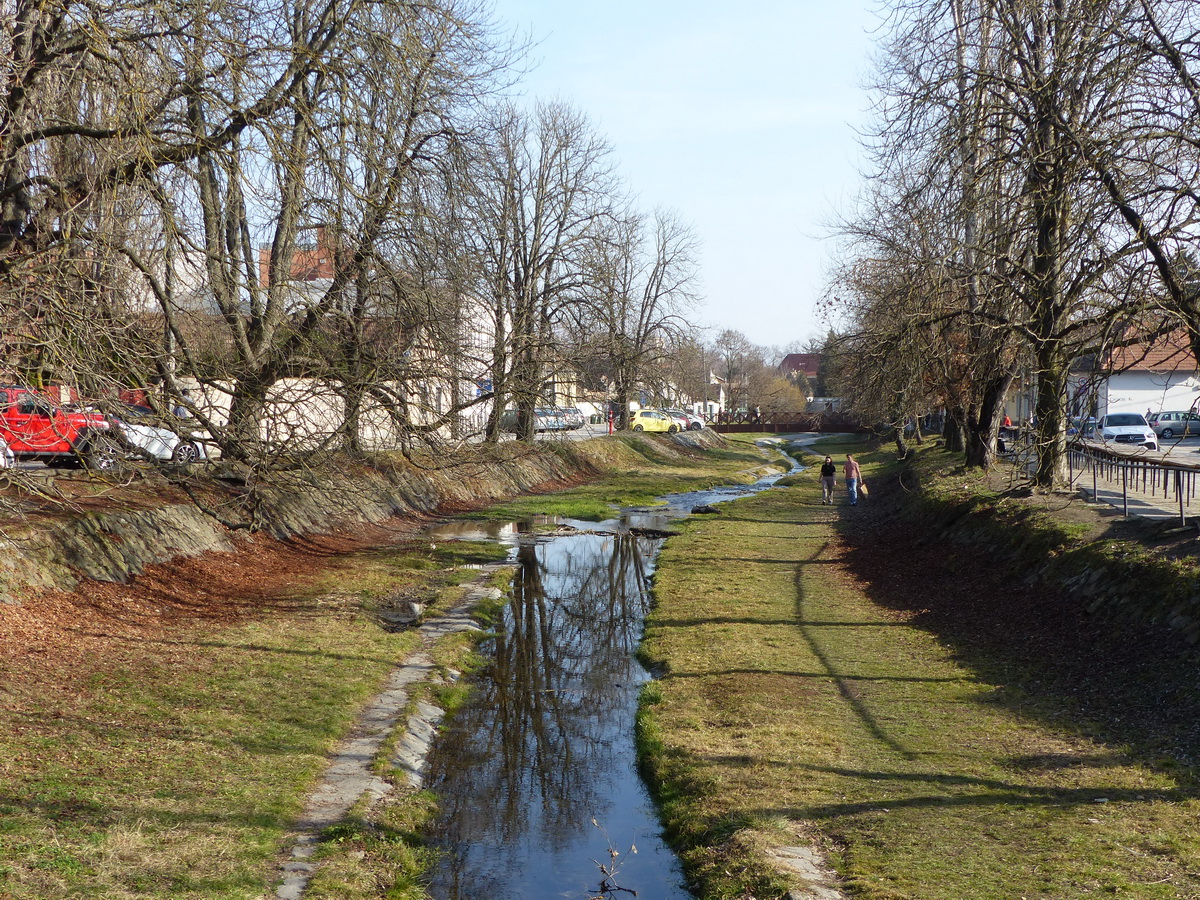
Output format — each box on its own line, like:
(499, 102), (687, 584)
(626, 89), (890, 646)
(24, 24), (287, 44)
(780, 353), (820, 379)
(1108, 331), (1197, 373)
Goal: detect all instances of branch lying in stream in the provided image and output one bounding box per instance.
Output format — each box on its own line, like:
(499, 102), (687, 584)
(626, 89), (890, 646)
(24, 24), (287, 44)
(589, 817), (639, 898)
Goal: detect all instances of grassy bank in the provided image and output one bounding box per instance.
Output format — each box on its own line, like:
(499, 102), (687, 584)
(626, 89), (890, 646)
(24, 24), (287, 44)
(467, 432), (782, 522)
(0, 536), (510, 900)
(0, 431), (782, 899)
(641, 436), (1200, 898)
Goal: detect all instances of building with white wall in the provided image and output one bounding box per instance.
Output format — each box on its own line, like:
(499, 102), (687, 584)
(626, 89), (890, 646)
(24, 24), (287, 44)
(1086, 332), (1200, 417)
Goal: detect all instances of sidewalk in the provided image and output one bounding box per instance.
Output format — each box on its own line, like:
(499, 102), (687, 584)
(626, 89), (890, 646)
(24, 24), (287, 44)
(1002, 441), (1200, 524)
(1076, 470), (1195, 522)
(1068, 450), (1199, 524)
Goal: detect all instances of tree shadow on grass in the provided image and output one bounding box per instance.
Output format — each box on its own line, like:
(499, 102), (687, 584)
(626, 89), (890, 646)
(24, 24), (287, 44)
(833, 475), (1200, 778)
(701, 759), (1187, 819)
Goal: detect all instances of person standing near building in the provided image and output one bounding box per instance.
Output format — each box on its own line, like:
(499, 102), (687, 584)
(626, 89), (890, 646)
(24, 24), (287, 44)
(819, 456), (836, 505)
(844, 454), (862, 506)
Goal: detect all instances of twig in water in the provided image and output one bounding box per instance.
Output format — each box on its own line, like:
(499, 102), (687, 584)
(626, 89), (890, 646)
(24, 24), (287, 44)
(588, 817), (638, 898)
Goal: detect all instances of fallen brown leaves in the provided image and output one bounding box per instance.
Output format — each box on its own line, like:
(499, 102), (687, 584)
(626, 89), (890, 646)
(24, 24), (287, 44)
(0, 517), (426, 700)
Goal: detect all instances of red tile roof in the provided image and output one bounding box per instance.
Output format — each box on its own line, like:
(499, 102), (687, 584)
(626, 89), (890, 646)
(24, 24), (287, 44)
(781, 353), (820, 378)
(1108, 331), (1197, 373)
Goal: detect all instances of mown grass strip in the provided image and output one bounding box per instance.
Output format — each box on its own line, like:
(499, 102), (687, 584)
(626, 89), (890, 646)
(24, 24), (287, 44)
(0, 541), (504, 900)
(641, 442), (1200, 899)
(0, 432), (781, 900)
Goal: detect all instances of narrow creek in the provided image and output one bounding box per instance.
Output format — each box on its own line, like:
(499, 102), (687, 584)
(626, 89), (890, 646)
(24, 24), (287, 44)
(422, 471), (790, 900)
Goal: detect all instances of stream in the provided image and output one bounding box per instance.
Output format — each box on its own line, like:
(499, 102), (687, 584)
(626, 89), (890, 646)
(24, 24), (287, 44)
(422, 469), (790, 900)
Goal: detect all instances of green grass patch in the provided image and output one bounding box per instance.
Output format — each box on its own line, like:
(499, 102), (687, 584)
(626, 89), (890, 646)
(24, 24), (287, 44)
(0, 607), (418, 899)
(466, 434), (779, 522)
(304, 791), (440, 900)
(640, 445), (1200, 898)
(0, 537), (508, 900)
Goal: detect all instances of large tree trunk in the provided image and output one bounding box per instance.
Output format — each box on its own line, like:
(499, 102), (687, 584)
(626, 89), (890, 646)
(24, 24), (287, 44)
(943, 408), (965, 453)
(226, 373), (274, 461)
(612, 379), (632, 430)
(1033, 349), (1070, 488)
(963, 373), (1013, 469)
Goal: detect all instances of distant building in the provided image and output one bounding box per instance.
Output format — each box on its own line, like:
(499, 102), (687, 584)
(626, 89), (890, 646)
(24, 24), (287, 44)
(258, 224), (337, 286)
(780, 353), (820, 382)
(805, 397), (843, 414)
(1072, 331), (1200, 417)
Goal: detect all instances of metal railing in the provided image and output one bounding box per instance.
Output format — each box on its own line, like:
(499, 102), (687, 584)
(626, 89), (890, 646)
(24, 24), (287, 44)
(1067, 440), (1200, 525)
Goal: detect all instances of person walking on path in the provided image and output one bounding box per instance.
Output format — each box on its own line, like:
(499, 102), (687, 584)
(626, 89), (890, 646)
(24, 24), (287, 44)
(819, 456), (837, 505)
(844, 454), (862, 506)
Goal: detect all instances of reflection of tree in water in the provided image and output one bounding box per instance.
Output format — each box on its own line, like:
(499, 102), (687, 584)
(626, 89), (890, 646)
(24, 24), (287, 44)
(426, 528), (663, 899)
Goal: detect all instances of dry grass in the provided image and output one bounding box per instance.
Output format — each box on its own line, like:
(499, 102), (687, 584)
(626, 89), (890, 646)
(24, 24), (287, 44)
(0, 525), (505, 900)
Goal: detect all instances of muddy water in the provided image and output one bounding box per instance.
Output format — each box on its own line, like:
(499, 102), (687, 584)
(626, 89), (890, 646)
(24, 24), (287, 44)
(423, 474), (788, 900)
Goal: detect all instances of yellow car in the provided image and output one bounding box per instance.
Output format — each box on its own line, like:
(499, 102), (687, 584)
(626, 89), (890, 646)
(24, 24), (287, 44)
(629, 409), (678, 433)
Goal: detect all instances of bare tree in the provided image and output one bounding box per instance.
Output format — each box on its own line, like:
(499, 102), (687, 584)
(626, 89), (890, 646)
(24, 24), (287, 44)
(0, 0), (521, 470)
(466, 101), (614, 442)
(136, 0), (513, 462)
(841, 0), (1160, 486)
(576, 207), (698, 428)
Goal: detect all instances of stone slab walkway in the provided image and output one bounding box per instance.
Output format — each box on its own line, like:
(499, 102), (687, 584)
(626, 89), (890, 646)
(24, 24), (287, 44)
(274, 566), (505, 900)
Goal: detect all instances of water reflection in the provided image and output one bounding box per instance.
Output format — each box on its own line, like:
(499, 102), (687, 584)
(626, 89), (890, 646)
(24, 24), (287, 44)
(424, 469), (794, 899)
(425, 524), (692, 900)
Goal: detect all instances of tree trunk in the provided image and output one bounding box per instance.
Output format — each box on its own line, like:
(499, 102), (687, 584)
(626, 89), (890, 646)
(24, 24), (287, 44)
(943, 409), (964, 453)
(613, 382), (631, 430)
(1033, 350), (1070, 489)
(963, 373), (1013, 469)
(226, 374), (273, 461)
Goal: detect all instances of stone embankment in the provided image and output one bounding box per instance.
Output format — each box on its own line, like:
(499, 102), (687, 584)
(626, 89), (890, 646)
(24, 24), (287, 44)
(0, 431), (729, 601)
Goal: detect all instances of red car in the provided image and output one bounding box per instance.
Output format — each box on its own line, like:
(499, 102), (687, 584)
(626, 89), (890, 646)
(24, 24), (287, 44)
(0, 386), (120, 469)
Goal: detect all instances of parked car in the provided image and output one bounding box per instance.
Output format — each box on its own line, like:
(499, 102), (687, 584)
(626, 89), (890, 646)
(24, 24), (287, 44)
(110, 404), (207, 464)
(629, 409), (677, 433)
(536, 408), (568, 431)
(1147, 410), (1200, 439)
(661, 409), (689, 431)
(559, 407), (586, 430)
(1098, 413), (1158, 450)
(663, 408), (704, 431)
(1067, 416), (1098, 438)
(0, 385), (118, 470)
(499, 408), (568, 433)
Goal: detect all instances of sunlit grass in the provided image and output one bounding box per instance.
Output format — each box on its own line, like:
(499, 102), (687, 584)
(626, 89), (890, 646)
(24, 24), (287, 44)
(0, 538), (506, 900)
(468, 434), (779, 522)
(0, 609), (416, 899)
(641, 447), (1200, 898)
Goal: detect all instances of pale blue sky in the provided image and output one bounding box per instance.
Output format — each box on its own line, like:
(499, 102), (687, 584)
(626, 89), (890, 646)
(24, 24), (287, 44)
(489, 0), (881, 349)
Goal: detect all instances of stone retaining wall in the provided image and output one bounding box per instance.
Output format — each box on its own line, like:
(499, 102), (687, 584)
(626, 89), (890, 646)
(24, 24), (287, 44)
(0, 431), (730, 597)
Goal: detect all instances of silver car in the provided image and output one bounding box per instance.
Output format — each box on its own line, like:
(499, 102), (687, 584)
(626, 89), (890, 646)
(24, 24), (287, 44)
(558, 407), (586, 429)
(112, 404), (207, 463)
(1147, 410), (1200, 439)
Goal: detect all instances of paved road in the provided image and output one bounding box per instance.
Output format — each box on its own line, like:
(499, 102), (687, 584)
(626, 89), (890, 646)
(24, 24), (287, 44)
(1158, 435), (1200, 460)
